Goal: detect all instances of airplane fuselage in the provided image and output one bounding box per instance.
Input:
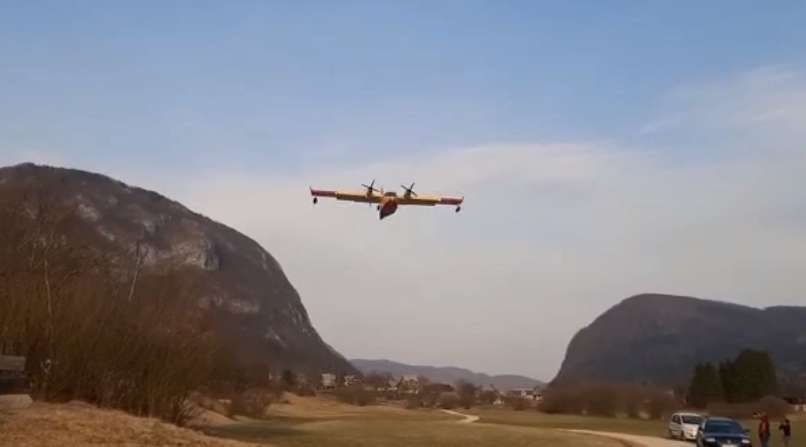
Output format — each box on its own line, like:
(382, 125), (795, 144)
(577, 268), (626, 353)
(379, 196), (399, 219)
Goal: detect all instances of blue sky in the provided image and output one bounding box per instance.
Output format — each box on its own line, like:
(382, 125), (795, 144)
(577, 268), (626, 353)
(3, 1), (804, 172)
(2, 2), (806, 378)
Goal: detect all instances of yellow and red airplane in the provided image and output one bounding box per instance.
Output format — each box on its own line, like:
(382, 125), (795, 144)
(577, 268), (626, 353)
(310, 180), (464, 220)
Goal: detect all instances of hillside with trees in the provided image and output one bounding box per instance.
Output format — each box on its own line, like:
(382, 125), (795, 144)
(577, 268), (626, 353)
(688, 349), (778, 407)
(554, 294), (806, 387)
(0, 163), (354, 422)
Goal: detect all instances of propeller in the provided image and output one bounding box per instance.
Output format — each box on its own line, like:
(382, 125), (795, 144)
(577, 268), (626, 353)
(361, 179), (382, 195)
(401, 182), (417, 197)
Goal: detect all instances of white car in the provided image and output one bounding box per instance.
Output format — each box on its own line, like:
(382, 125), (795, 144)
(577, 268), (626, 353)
(669, 412), (704, 441)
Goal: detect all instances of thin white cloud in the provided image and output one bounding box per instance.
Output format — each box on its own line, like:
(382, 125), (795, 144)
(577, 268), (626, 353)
(641, 65), (806, 144)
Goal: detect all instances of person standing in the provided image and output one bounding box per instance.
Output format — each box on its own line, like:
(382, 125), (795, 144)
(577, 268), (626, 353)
(759, 414), (771, 447)
(779, 418), (792, 447)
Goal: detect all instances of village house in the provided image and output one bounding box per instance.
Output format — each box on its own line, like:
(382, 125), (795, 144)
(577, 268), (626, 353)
(320, 373), (337, 390)
(507, 387), (543, 401)
(376, 378), (399, 393)
(343, 375), (361, 387)
(398, 375), (420, 394)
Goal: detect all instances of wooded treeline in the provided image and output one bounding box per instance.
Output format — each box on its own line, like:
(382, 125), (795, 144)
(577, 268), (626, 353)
(687, 349), (778, 408)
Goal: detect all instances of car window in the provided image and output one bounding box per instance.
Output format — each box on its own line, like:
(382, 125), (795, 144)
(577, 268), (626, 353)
(672, 415), (680, 423)
(682, 416), (703, 424)
(704, 420), (743, 434)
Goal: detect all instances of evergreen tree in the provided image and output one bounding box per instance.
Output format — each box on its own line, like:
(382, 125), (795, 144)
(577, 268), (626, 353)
(281, 369), (297, 388)
(719, 360), (738, 403)
(729, 349), (777, 402)
(689, 350), (778, 406)
(687, 362), (723, 408)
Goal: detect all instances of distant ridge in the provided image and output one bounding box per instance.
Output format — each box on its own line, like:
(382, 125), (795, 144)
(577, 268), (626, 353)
(554, 293), (806, 386)
(351, 359), (544, 391)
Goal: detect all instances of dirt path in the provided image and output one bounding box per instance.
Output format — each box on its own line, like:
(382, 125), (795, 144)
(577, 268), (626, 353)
(567, 429), (689, 447)
(440, 410), (687, 447)
(440, 409), (480, 423)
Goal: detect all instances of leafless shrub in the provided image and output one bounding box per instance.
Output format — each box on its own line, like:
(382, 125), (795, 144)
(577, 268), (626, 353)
(438, 392), (460, 410)
(455, 380), (478, 409)
(295, 384), (317, 397)
(335, 385), (376, 406)
(646, 388), (680, 420)
(541, 382), (681, 419)
(708, 396), (791, 419)
(508, 397), (528, 411)
(0, 192), (215, 426)
(540, 386), (585, 414)
(623, 386), (643, 419)
(478, 390), (498, 406)
(190, 391), (232, 417)
(231, 388), (275, 418)
(363, 372), (393, 389)
(405, 396), (422, 409)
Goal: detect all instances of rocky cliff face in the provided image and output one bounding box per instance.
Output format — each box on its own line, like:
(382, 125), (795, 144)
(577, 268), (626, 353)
(0, 163), (354, 375)
(554, 294), (806, 386)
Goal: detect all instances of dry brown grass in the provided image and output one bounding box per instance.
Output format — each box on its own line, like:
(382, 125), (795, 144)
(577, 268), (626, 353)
(0, 402), (266, 447)
(205, 411), (628, 447)
(262, 393), (411, 419)
(201, 395), (629, 447)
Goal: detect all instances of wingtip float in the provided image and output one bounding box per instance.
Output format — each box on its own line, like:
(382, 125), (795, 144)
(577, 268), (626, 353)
(310, 180), (463, 220)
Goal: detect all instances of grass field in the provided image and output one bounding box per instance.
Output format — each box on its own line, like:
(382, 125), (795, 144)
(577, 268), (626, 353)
(204, 415), (628, 447)
(469, 409), (668, 437)
(203, 396), (806, 447)
(470, 408), (806, 447)
(202, 397), (628, 447)
(5, 397), (803, 446)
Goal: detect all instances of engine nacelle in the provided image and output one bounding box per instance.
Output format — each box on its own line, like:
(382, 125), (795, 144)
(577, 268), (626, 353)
(455, 205), (461, 213)
(313, 197), (318, 204)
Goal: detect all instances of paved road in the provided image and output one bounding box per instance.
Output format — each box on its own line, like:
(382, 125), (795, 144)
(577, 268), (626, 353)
(568, 429), (690, 447)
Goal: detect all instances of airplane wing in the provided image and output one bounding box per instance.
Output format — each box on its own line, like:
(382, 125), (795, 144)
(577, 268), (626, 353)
(310, 188), (382, 203)
(397, 195), (464, 207)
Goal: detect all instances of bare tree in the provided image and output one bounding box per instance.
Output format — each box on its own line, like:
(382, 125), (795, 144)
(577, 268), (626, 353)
(455, 380), (478, 409)
(0, 190), (215, 425)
